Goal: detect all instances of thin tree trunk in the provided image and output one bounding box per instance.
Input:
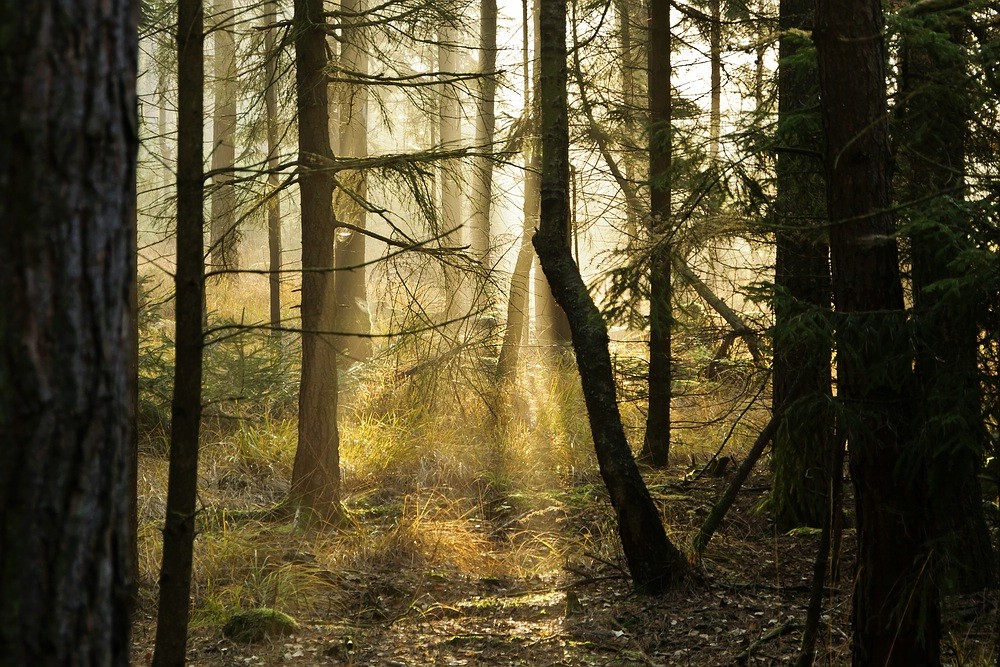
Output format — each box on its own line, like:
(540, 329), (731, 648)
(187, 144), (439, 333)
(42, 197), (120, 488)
(153, 0), (205, 663)
(815, 0), (940, 663)
(265, 0), (283, 337)
(535, 0), (686, 593)
(0, 2), (138, 663)
(472, 0), (498, 270)
(709, 0), (721, 159)
(334, 0), (373, 364)
(290, 0), (342, 523)
(642, 0), (672, 467)
(439, 25), (465, 318)
(210, 0), (239, 275)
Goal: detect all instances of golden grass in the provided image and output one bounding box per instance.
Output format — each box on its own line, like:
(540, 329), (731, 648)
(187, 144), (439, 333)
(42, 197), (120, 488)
(136, 272), (776, 637)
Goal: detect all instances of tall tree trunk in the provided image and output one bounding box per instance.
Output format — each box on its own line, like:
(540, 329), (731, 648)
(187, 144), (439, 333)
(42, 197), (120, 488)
(334, 0), (373, 364)
(535, 0), (687, 593)
(210, 0), (239, 275)
(615, 0), (642, 239)
(290, 0), (342, 523)
(472, 0), (498, 271)
(814, 0), (940, 664)
(264, 0), (283, 337)
(0, 2), (138, 663)
(532, 0), (571, 350)
(439, 25), (465, 318)
(496, 0), (536, 380)
(770, 0), (834, 531)
(152, 0), (205, 664)
(709, 0), (721, 159)
(899, 6), (993, 593)
(641, 0), (672, 467)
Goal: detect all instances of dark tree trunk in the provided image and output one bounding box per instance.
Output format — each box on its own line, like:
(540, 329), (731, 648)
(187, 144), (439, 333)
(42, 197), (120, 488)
(290, 0), (342, 523)
(535, 0), (686, 593)
(334, 0), (373, 365)
(641, 0), (672, 467)
(0, 3), (138, 663)
(898, 6), (993, 594)
(814, 0), (940, 664)
(265, 0), (283, 337)
(152, 0), (206, 664)
(770, 0), (835, 531)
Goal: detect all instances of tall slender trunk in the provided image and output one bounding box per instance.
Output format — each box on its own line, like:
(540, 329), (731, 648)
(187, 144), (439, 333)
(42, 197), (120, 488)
(709, 0), (721, 159)
(899, 6), (993, 593)
(535, 0), (687, 593)
(153, 0), (204, 663)
(641, 0), (672, 467)
(335, 0), (373, 363)
(815, 0), (940, 663)
(210, 0), (239, 275)
(472, 0), (498, 272)
(439, 25), (465, 318)
(770, 0), (834, 531)
(264, 0), (283, 336)
(290, 0), (342, 523)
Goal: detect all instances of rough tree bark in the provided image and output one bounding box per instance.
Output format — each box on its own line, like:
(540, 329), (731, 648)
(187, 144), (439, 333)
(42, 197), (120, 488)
(641, 0), (673, 467)
(0, 2), (138, 663)
(152, 0), (206, 664)
(815, 0), (940, 663)
(535, 0), (687, 593)
(290, 0), (342, 523)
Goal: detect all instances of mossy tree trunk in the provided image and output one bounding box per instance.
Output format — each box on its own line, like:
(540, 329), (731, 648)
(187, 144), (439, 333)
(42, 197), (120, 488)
(535, 0), (686, 593)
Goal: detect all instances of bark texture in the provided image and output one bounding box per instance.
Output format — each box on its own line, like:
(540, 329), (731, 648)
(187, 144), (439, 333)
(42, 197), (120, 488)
(535, 0), (686, 593)
(290, 0), (342, 522)
(0, 1), (139, 663)
(815, 0), (940, 663)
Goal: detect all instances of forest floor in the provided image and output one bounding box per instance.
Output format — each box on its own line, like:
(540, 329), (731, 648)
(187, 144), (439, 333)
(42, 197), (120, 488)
(130, 459), (998, 666)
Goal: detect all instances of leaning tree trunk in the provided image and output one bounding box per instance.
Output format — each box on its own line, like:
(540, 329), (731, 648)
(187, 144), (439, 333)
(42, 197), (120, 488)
(290, 0), (342, 523)
(535, 0), (686, 593)
(0, 2), (138, 663)
(152, 0), (206, 664)
(641, 0), (673, 467)
(815, 0), (940, 664)
(899, 5), (993, 594)
(770, 0), (835, 532)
